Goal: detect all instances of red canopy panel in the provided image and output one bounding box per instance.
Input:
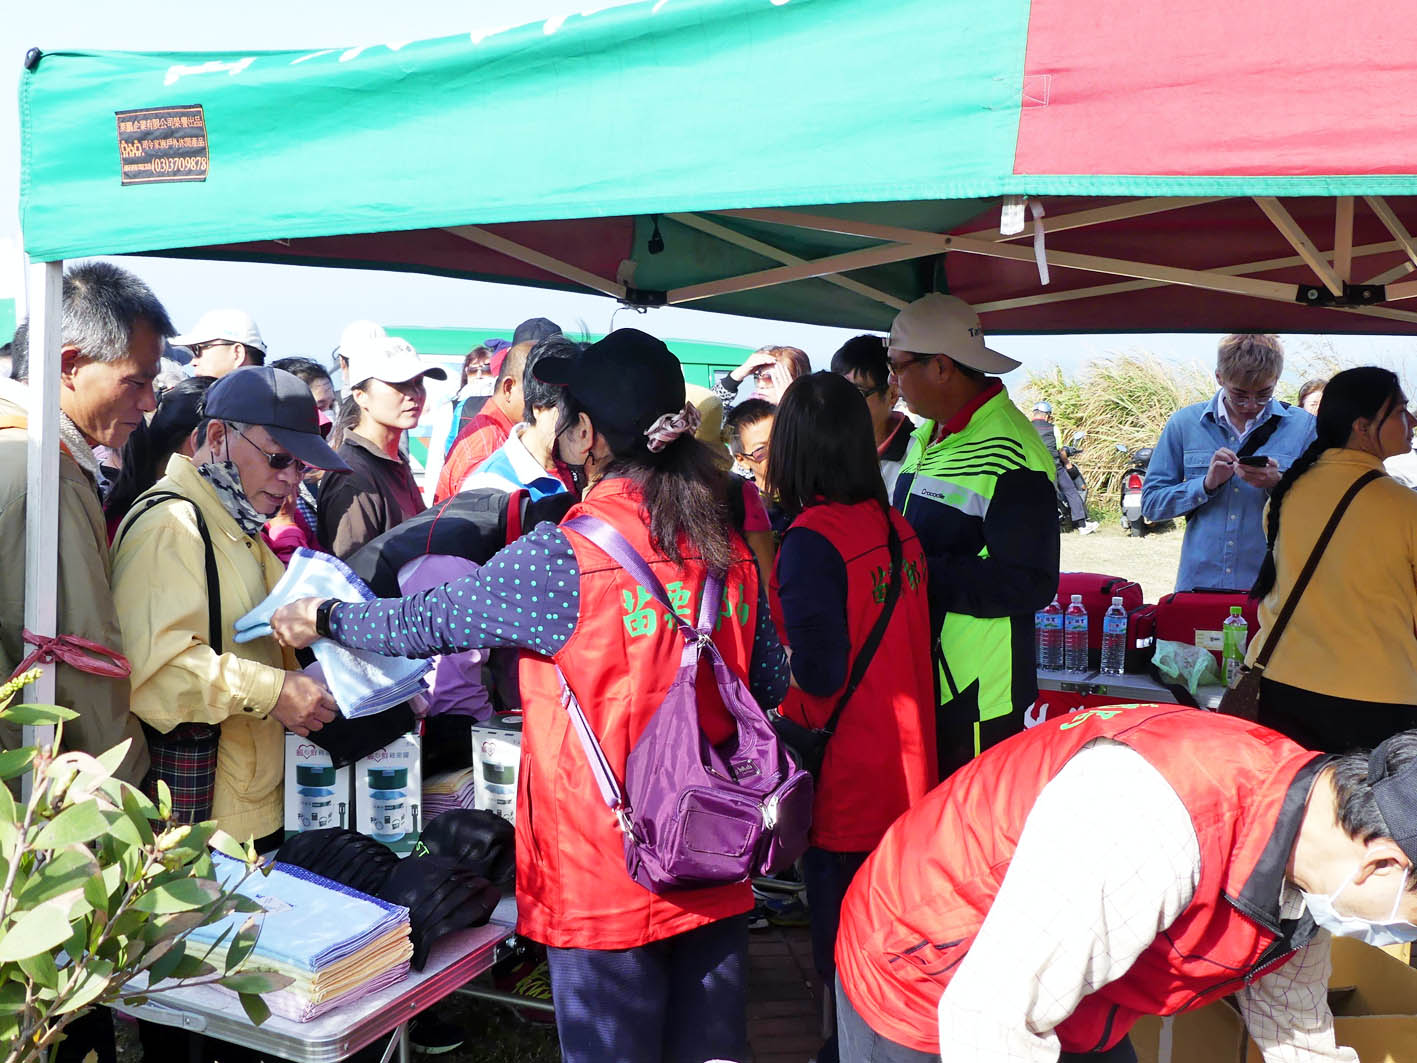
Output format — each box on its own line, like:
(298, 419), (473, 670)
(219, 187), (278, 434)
(1015, 0), (1417, 177)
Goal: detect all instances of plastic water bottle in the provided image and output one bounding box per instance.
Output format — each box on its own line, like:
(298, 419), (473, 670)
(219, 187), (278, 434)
(1036, 596), (1064, 670)
(1064, 595), (1090, 673)
(1222, 606), (1249, 686)
(1100, 597), (1128, 675)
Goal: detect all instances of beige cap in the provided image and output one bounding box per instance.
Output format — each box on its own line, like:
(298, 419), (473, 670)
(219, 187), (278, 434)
(888, 293), (1019, 374)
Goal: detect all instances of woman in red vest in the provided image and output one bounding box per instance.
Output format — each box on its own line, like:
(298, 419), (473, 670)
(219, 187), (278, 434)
(272, 329), (790, 1063)
(766, 371), (936, 1063)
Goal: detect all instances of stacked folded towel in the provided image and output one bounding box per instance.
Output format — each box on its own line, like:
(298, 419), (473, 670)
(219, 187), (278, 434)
(422, 767), (478, 822)
(181, 855), (414, 1022)
(235, 548), (429, 718)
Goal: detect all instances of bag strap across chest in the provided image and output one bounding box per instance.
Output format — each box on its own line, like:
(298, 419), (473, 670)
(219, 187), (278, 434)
(556, 514), (733, 815)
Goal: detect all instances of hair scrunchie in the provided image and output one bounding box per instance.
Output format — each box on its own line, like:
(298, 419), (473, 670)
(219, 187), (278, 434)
(644, 402), (702, 453)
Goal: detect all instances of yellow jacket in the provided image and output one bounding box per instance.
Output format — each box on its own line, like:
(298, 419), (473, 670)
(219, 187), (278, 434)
(1248, 448), (1417, 704)
(111, 455), (292, 840)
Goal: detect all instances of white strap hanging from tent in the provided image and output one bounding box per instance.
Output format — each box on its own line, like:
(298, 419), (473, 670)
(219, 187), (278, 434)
(999, 196), (1050, 285)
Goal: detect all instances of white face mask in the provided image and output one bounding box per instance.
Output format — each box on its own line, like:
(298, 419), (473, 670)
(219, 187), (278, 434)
(1302, 865), (1417, 947)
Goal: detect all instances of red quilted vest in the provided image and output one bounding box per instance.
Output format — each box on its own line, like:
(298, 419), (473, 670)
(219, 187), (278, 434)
(514, 477), (762, 949)
(770, 500), (937, 851)
(835, 704), (1324, 1054)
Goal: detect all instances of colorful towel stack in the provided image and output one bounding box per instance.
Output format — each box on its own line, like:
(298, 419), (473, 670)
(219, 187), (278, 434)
(422, 767), (479, 822)
(179, 855), (414, 1022)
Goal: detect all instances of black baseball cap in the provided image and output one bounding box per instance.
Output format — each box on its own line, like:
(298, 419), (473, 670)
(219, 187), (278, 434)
(533, 328), (685, 446)
(203, 366), (350, 471)
(512, 317), (562, 346)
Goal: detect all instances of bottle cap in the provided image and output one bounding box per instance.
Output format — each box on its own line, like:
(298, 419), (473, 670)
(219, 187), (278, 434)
(1230, 606), (1243, 616)
(1071, 594), (1083, 603)
(1112, 596), (1123, 606)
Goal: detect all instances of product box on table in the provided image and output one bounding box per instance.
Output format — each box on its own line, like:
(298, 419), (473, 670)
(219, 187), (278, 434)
(283, 732), (354, 840)
(468, 720), (522, 826)
(354, 731), (422, 856)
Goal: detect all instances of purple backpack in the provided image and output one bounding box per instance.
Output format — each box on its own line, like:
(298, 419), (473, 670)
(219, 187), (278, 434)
(559, 515), (813, 894)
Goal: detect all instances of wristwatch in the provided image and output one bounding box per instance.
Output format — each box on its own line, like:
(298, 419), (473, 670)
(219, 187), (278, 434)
(314, 598), (339, 640)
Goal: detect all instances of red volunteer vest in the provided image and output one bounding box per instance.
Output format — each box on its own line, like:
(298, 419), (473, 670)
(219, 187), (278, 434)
(514, 477), (761, 949)
(835, 704), (1324, 1054)
(770, 501), (937, 851)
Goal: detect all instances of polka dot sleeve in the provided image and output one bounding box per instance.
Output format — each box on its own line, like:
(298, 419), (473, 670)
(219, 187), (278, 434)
(748, 579), (791, 710)
(327, 522), (580, 658)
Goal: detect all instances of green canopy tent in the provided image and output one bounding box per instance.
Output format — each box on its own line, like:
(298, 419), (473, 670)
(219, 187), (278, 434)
(17, 0), (1417, 719)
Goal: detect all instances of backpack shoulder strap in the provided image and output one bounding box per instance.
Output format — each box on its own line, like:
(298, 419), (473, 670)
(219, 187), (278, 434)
(562, 515), (723, 643)
(117, 492), (223, 653)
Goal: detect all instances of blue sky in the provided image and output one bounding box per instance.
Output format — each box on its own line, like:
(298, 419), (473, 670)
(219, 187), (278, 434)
(5, 0), (1415, 384)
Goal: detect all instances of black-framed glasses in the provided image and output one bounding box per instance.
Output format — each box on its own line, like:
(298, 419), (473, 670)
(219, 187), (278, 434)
(740, 444), (768, 464)
(189, 340), (234, 358)
(854, 383), (887, 399)
(236, 427), (306, 471)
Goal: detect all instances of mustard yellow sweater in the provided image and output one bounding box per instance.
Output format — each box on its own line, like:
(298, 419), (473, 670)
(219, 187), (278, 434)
(1248, 449), (1417, 704)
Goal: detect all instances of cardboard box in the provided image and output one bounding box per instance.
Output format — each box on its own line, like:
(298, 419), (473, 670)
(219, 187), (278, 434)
(283, 733), (354, 839)
(1130, 939), (1417, 1063)
(468, 722), (522, 826)
(1132, 1001), (1246, 1063)
(354, 731), (422, 856)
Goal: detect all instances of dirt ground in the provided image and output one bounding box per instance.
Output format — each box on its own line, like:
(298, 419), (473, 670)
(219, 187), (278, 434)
(1060, 519), (1184, 602)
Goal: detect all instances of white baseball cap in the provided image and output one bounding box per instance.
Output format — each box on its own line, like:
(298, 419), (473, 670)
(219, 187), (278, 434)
(334, 319), (386, 358)
(173, 308), (266, 352)
(888, 293), (1019, 374)
(344, 336), (447, 387)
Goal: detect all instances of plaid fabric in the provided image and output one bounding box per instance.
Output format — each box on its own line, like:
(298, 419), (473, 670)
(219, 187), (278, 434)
(141, 721), (220, 824)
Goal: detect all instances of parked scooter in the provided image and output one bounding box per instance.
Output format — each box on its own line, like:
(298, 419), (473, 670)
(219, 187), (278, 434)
(1057, 431), (1090, 532)
(1116, 443), (1164, 537)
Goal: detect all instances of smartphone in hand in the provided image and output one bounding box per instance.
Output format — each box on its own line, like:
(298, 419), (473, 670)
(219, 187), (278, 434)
(1237, 455), (1269, 467)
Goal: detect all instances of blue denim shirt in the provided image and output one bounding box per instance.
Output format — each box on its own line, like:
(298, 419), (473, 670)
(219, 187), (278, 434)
(1142, 394), (1316, 592)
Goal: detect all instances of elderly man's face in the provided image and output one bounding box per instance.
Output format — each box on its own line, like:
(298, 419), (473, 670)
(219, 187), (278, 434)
(218, 422), (306, 516)
(60, 317), (163, 449)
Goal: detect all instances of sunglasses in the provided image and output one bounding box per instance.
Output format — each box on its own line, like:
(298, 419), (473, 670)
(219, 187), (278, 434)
(189, 340), (234, 357)
(236, 427), (307, 472)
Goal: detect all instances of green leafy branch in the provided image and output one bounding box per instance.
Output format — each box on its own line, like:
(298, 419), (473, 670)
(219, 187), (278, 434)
(0, 669), (293, 1063)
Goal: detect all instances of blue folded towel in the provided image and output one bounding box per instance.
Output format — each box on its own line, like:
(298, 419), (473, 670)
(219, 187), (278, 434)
(236, 548), (429, 719)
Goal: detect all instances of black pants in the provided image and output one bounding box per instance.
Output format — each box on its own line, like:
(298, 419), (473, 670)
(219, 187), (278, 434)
(1258, 677), (1417, 753)
(803, 848), (871, 1063)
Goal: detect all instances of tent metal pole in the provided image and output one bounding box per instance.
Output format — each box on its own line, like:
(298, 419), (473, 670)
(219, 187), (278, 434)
(1333, 197), (1354, 283)
(1363, 197), (1417, 273)
(1379, 278), (1417, 303)
(666, 242), (928, 305)
(666, 213), (907, 310)
(443, 225), (627, 299)
(975, 238), (1408, 315)
(21, 258), (62, 792)
(961, 196), (1224, 242)
(1252, 198), (1345, 296)
(716, 208), (1298, 303)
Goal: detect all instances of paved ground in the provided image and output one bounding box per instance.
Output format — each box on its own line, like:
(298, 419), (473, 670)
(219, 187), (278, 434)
(747, 924), (826, 1063)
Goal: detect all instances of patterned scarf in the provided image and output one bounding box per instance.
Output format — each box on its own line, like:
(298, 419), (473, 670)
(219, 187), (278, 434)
(197, 459), (269, 537)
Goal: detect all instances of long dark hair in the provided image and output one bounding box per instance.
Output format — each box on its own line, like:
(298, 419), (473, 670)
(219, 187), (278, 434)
(104, 376), (214, 522)
(556, 390), (740, 573)
(766, 371), (888, 522)
(1251, 366), (1404, 600)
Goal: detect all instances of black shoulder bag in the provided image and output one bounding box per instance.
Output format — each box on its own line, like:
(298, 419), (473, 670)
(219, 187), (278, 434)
(1219, 469), (1382, 721)
(771, 516), (905, 780)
